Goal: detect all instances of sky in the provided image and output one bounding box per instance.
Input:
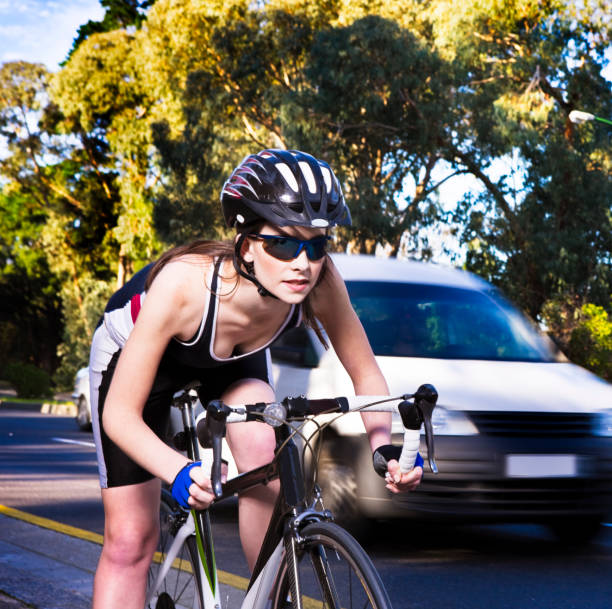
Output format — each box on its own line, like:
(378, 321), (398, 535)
(0, 0), (104, 70)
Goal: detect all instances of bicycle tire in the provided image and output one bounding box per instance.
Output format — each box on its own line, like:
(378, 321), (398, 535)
(146, 491), (205, 609)
(270, 520), (392, 609)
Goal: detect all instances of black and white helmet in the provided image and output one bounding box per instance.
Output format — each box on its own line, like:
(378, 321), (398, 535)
(221, 149), (351, 229)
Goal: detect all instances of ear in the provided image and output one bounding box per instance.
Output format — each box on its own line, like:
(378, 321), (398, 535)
(236, 233), (255, 263)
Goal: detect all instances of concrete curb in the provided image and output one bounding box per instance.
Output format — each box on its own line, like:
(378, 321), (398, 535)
(0, 399), (77, 417)
(40, 402), (77, 416)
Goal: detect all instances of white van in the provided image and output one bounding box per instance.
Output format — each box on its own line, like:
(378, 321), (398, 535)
(269, 254), (612, 543)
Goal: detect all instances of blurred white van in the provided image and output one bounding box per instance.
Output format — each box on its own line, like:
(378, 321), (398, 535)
(269, 254), (612, 543)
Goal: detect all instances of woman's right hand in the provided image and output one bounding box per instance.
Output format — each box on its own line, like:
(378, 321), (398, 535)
(171, 461), (216, 510)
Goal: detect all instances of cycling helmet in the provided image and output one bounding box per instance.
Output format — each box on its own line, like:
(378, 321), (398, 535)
(221, 149), (351, 229)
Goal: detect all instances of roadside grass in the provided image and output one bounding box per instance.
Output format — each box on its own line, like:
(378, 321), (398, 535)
(0, 396), (74, 406)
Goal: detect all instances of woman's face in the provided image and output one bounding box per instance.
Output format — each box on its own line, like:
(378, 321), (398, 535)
(241, 223), (327, 303)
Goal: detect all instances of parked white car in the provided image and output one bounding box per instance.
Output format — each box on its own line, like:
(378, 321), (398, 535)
(73, 366), (92, 431)
(269, 254), (612, 543)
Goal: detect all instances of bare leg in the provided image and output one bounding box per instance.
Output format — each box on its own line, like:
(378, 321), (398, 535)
(224, 379), (280, 571)
(93, 478), (161, 609)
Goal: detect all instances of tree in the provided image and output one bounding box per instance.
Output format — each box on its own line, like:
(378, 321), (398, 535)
(0, 187), (62, 374)
(66, 0), (155, 61)
(0, 61), (118, 381)
(435, 0), (612, 320)
(6, 0), (608, 381)
(142, 1), (460, 254)
(52, 30), (162, 284)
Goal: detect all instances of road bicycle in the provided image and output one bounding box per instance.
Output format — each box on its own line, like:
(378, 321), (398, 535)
(146, 382), (439, 609)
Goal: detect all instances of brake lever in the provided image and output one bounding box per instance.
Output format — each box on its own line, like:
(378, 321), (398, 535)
(414, 384), (438, 474)
(198, 399), (231, 498)
(398, 384), (438, 473)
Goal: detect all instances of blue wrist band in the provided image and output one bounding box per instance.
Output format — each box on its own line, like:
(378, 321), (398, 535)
(414, 451), (424, 469)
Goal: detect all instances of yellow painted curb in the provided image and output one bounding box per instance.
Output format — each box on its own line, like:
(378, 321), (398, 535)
(0, 504), (104, 544)
(0, 504), (249, 591)
(41, 402), (77, 416)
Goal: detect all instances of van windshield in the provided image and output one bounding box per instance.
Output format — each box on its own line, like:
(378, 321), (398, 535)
(346, 282), (562, 362)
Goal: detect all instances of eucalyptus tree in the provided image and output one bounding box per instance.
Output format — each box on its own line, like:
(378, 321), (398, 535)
(0, 61), (117, 377)
(46, 0), (611, 378)
(429, 0), (612, 317)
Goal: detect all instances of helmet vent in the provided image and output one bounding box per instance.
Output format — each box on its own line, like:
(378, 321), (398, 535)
(298, 161), (317, 193)
(321, 166), (332, 193)
(311, 218), (329, 228)
(276, 163), (299, 192)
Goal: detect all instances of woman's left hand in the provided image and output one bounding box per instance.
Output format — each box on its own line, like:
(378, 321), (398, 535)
(384, 460), (423, 493)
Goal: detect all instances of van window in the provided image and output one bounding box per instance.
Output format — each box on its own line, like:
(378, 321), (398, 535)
(270, 326), (320, 367)
(346, 282), (561, 362)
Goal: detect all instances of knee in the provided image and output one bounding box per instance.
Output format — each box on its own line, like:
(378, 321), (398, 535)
(102, 522), (158, 569)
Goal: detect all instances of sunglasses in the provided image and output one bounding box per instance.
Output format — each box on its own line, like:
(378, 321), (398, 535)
(249, 233), (330, 261)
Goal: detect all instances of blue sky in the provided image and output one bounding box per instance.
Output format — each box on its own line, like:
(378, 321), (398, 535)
(0, 0), (104, 70)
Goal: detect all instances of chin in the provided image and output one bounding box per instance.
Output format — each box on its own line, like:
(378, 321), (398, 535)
(270, 284), (313, 303)
(274, 291), (310, 305)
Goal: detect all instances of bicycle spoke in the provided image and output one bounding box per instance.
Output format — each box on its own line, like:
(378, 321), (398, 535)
(146, 499), (205, 609)
(309, 545), (342, 608)
(272, 522), (391, 609)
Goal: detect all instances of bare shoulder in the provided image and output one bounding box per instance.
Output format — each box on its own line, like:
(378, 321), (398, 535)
(150, 255), (213, 296)
(137, 254), (213, 338)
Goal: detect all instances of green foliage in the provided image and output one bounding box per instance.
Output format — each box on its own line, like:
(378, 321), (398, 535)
(3, 362), (53, 399)
(541, 296), (612, 381)
(1, 0), (610, 383)
(0, 186), (63, 373)
(0, 59), (121, 380)
(568, 304), (612, 381)
(53, 276), (115, 389)
(299, 14), (454, 252)
(66, 1), (155, 62)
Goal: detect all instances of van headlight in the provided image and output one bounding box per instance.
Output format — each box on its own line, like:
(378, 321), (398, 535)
(595, 411), (612, 437)
(391, 406), (479, 435)
(429, 407), (479, 436)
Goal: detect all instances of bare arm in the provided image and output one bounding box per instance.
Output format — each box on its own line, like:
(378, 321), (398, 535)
(101, 261), (213, 505)
(311, 261), (391, 449)
(311, 259), (422, 492)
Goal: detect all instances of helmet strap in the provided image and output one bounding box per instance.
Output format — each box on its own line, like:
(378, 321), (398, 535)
(233, 233), (278, 299)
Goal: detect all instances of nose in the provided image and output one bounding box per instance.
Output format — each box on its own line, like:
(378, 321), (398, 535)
(291, 247), (310, 270)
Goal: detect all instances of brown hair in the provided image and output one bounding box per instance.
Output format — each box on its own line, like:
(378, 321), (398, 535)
(144, 237), (329, 347)
(144, 240), (234, 290)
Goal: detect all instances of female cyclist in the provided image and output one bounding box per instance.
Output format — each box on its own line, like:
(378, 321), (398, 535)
(89, 149), (423, 609)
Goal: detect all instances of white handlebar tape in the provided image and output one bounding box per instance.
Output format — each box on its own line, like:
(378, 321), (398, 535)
(398, 428), (420, 473)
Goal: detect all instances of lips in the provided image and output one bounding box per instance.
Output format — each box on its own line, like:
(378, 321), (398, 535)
(283, 278), (310, 292)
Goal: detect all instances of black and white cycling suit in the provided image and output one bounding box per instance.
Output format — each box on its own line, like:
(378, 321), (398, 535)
(89, 258), (302, 488)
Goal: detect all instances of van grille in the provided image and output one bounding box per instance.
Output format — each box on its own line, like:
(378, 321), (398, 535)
(399, 477), (612, 517)
(467, 412), (595, 437)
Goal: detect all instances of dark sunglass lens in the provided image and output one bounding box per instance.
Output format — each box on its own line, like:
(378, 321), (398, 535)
(262, 237), (298, 260)
(305, 237), (328, 260)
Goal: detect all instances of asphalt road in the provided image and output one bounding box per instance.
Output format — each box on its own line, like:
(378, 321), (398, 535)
(1, 406), (611, 609)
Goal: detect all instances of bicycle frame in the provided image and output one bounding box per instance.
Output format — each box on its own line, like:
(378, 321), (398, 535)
(147, 384), (438, 609)
(146, 394), (320, 609)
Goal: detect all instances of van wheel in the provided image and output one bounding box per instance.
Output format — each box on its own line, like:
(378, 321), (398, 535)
(76, 396), (92, 431)
(316, 440), (370, 538)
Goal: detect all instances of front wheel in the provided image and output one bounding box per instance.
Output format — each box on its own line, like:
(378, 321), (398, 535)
(146, 491), (205, 609)
(271, 521), (392, 609)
